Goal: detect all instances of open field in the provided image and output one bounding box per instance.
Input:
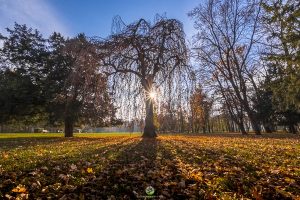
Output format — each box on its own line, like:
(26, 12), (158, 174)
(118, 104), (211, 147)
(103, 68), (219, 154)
(0, 133), (299, 199)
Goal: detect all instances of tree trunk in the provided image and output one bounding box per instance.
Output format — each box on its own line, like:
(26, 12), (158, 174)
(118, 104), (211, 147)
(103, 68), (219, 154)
(202, 125), (206, 133)
(238, 122), (247, 135)
(264, 125), (273, 133)
(263, 122), (274, 133)
(246, 110), (261, 135)
(143, 98), (157, 138)
(288, 124), (298, 134)
(64, 117), (74, 137)
(250, 119), (261, 135)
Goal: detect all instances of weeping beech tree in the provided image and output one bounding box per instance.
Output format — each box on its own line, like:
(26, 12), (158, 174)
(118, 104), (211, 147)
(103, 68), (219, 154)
(98, 17), (188, 138)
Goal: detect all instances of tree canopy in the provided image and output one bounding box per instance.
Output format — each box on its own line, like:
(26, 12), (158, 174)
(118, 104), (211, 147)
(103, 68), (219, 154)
(98, 17), (189, 137)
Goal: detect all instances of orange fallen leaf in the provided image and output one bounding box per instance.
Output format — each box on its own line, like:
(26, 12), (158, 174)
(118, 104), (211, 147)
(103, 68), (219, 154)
(12, 184), (27, 193)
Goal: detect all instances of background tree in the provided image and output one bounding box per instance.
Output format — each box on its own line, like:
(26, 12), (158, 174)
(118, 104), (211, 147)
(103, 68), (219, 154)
(46, 34), (115, 137)
(0, 24), (48, 129)
(189, 0), (263, 134)
(99, 16), (188, 138)
(252, 77), (276, 133)
(261, 0), (300, 133)
(190, 86), (213, 133)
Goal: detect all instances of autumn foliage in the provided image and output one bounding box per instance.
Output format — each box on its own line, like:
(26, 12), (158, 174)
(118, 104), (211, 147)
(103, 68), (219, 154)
(0, 133), (299, 199)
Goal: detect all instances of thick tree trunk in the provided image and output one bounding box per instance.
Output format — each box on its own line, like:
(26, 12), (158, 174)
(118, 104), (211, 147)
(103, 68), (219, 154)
(143, 98), (157, 138)
(64, 117), (74, 137)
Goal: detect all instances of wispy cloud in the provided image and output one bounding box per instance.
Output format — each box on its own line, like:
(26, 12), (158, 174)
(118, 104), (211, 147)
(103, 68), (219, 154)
(0, 0), (70, 37)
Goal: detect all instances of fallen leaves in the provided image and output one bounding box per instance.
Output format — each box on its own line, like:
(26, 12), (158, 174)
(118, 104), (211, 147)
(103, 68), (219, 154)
(0, 134), (299, 199)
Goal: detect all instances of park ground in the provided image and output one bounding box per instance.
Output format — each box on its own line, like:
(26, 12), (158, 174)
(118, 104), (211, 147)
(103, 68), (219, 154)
(0, 133), (299, 199)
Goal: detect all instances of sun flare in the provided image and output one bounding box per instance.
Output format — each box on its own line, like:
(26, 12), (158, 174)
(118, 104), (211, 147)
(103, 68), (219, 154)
(149, 91), (156, 99)
(148, 91), (156, 99)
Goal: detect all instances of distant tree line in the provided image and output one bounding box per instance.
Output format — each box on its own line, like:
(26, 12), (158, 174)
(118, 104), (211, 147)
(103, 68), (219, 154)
(0, 0), (299, 136)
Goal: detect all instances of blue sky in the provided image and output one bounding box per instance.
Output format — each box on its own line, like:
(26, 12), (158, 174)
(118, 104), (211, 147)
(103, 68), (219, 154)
(0, 0), (201, 39)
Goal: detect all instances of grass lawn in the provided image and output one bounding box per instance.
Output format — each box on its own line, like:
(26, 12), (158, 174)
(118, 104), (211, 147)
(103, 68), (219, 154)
(0, 133), (299, 199)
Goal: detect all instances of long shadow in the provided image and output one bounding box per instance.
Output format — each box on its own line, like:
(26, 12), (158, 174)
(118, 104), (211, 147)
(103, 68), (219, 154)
(0, 137), (138, 199)
(0, 136), (129, 173)
(164, 139), (299, 199)
(2, 136), (298, 199)
(22, 137), (134, 169)
(180, 133), (300, 140)
(0, 136), (114, 150)
(73, 138), (159, 199)
(67, 138), (196, 200)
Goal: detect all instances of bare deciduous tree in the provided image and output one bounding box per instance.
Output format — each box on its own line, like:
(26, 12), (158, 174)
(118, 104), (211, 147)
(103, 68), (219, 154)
(189, 0), (263, 134)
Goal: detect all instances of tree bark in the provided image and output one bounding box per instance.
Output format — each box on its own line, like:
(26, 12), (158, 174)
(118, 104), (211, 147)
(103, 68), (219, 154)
(143, 98), (157, 138)
(64, 117), (74, 137)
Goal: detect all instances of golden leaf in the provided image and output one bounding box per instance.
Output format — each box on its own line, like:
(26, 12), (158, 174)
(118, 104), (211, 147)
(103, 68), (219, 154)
(87, 167), (93, 173)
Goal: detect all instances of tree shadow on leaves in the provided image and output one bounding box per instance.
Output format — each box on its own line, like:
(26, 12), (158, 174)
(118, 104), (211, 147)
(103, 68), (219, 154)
(164, 139), (298, 200)
(0, 136), (113, 150)
(0, 137), (137, 199)
(71, 138), (160, 199)
(70, 137), (195, 200)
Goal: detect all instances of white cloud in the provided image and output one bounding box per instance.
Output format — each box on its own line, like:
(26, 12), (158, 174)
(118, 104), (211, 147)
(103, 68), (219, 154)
(0, 0), (70, 37)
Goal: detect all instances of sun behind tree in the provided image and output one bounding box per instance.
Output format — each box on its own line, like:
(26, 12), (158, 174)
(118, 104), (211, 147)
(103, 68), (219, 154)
(98, 16), (188, 138)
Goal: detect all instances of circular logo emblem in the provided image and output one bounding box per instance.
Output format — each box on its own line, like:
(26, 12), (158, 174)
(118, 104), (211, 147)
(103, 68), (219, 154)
(145, 186), (155, 196)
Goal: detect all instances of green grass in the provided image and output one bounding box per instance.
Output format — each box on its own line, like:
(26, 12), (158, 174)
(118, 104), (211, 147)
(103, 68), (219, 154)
(0, 132), (141, 138)
(0, 133), (299, 199)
